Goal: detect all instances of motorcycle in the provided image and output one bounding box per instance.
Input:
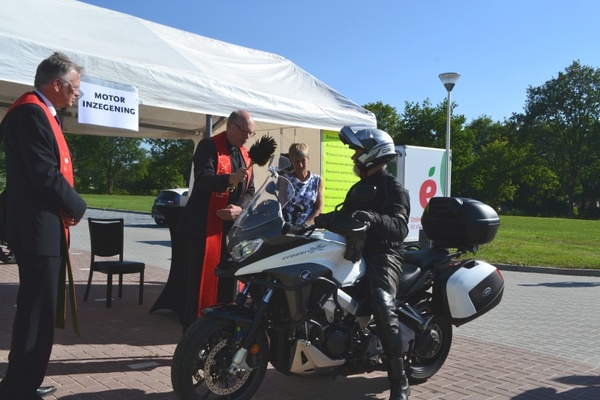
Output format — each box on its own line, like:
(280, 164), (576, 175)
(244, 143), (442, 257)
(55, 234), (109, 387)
(171, 159), (504, 400)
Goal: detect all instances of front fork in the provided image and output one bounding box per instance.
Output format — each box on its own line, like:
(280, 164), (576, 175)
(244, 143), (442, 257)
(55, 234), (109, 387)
(227, 282), (273, 374)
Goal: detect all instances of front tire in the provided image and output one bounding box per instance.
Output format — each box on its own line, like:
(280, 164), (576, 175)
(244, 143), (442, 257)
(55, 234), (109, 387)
(406, 314), (452, 384)
(171, 317), (268, 400)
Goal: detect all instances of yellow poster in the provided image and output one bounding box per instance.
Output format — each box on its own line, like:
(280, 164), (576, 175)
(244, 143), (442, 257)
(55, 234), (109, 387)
(320, 130), (359, 212)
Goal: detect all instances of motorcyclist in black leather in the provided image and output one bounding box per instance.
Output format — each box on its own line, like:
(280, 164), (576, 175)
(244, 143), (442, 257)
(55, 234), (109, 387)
(339, 125), (411, 400)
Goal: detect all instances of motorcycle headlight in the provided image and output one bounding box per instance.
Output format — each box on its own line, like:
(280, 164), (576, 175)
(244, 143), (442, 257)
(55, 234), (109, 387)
(231, 238), (264, 262)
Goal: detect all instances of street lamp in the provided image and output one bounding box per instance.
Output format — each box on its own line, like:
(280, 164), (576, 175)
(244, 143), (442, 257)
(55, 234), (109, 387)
(438, 72), (460, 197)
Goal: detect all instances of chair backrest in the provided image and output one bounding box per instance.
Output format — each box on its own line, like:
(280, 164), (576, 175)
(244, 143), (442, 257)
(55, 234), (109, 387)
(88, 218), (125, 260)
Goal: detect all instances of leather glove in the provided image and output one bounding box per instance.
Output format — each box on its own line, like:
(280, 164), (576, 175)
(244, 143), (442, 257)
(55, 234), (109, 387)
(314, 213), (332, 229)
(352, 210), (375, 225)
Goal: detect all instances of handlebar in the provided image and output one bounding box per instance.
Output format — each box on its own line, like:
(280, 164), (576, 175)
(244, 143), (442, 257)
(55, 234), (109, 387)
(283, 212), (369, 263)
(283, 211), (369, 238)
(282, 222), (314, 236)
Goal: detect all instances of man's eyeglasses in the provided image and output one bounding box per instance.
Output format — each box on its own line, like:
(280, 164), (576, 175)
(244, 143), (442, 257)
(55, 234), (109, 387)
(233, 121), (256, 137)
(59, 79), (80, 93)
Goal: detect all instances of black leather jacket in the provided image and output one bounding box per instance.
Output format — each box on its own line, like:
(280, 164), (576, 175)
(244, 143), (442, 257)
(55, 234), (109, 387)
(341, 168), (410, 256)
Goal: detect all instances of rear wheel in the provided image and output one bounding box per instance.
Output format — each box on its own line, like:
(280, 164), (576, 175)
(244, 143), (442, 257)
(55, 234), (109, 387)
(406, 314), (452, 384)
(171, 317), (268, 400)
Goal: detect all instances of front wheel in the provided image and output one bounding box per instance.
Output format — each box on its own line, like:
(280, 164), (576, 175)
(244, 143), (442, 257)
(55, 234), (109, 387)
(406, 314), (453, 384)
(171, 317), (269, 400)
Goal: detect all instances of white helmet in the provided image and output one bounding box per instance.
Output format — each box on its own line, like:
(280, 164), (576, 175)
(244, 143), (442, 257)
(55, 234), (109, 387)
(339, 125), (396, 172)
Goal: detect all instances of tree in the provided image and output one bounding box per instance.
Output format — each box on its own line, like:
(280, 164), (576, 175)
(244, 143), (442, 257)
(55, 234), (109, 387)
(144, 138), (194, 192)
(397, 99), (446, 148)
(579, 158), (600, 217)
(397, 99), (471, 196)
(363, 101), (403, 136)
(516, 60), (600, 217)
(502, 116), (562, 216)
(460, 117), (511, 205)
(67, 134), (148, 194)
(466, 138), (529, 210)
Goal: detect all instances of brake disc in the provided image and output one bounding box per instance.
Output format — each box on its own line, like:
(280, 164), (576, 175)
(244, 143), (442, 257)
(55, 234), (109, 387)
(204, 338), (251, 395)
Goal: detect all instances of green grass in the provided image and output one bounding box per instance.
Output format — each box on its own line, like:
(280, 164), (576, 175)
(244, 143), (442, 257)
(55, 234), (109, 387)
(81, 194), (600, 269)
(81, 194), (155, 213)
(476, 215), (600, 269)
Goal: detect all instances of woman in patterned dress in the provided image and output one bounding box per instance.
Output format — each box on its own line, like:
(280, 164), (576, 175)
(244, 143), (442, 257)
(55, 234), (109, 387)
(282, 143), (324, 226)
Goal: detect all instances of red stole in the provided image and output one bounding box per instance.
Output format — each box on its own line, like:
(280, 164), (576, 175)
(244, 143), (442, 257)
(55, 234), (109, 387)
(8, 93), (74, 188)
(197, 132), (251, 315)
(7, 92), (78, 333)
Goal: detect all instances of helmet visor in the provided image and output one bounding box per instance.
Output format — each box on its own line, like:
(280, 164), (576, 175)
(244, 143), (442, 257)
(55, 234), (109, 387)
(339, 125), (371, 149)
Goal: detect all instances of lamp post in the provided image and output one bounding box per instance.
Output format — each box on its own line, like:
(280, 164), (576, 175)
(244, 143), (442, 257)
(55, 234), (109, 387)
(438, 72), (461, 197)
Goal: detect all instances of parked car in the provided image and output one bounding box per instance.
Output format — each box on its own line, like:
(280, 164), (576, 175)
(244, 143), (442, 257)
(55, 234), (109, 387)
(151, 188), (188, 226)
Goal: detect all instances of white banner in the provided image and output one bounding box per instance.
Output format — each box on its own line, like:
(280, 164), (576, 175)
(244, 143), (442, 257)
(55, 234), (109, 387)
(78, 77), (139, 131)
(392, 145), (448, 243)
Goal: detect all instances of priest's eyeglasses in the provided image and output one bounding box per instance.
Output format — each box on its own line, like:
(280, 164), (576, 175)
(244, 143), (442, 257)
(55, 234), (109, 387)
(233, 121), (256, 137)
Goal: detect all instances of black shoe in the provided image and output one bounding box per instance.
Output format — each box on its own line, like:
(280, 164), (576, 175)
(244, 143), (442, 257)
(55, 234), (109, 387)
(36, 386), (57, 397)
(388, 357), (410, 400)
(389, 378), (410, 400)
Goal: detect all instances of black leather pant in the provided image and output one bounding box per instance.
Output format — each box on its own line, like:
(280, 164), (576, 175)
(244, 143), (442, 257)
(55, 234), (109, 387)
(364, 252), (405, 380)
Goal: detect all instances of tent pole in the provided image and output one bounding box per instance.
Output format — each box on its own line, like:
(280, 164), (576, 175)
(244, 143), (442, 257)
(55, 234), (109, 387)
(205, 114), (213, 139)
(188, 114), (213, 193)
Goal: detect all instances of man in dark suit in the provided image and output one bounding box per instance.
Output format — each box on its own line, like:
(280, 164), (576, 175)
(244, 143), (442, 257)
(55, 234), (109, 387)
(0, 52), (87, 399)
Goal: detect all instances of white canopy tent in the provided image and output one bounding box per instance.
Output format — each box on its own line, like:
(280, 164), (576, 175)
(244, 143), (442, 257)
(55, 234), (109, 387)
(0, 0), (376, 143)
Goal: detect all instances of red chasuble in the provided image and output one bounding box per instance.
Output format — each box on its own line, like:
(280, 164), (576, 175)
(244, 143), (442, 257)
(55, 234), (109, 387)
(197, 131), (251, 316)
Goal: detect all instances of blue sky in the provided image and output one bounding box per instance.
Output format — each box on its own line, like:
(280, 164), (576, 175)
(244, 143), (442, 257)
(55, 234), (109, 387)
(79, 0), (600, 124)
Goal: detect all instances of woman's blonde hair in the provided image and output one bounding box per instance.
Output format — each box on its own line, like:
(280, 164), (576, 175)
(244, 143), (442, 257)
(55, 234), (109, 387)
(289, 143), (309, 160)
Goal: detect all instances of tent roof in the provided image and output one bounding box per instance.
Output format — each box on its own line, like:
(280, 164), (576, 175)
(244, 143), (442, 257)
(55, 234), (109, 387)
(0, 0), (375, 139)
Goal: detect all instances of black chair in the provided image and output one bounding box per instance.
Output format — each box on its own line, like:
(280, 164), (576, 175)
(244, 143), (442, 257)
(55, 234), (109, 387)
(84, 218), (145, 308)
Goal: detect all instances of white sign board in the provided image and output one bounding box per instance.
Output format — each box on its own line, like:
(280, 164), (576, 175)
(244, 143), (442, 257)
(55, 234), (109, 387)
(78, 77), (139, 131)
(390, 145), (448, 243)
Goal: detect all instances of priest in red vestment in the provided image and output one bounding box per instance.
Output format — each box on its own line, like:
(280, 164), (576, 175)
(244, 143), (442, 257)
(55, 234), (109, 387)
(178, 110), (255, 330)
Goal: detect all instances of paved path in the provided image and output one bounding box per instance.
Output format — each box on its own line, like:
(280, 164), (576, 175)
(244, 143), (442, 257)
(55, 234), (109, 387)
(1, 209), (599, 399)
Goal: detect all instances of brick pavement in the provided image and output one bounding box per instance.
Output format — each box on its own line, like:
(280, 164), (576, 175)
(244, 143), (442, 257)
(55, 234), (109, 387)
(1, 211), (600, 399)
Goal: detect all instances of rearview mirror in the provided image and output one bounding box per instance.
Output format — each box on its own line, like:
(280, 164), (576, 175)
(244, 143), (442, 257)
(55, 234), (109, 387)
(278, 155), (291, 172)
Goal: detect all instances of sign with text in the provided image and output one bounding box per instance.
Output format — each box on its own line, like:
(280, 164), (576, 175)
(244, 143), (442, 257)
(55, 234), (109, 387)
(394, 145), (448, 242)
(78, 76), (139, 131)
(320, 130), (359, 212)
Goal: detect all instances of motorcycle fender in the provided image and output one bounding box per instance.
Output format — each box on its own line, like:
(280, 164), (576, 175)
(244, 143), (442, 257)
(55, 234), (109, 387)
(202, 303), (254, 326)
(215, 257), (238, 278)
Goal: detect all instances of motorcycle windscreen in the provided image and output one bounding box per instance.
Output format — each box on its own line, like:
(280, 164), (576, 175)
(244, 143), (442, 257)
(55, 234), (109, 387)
(233, 174), (294, 232)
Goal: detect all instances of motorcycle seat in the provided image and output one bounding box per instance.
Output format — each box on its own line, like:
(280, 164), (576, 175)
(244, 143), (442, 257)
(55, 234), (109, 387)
(403, 247), (449, 270)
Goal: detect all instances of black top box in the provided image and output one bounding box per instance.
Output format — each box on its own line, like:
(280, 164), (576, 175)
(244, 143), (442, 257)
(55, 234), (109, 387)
(421, 197), (500, 248)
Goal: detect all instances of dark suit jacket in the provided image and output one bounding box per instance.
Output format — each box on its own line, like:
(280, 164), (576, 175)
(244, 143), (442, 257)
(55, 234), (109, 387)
(0, 93), (87, 256)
